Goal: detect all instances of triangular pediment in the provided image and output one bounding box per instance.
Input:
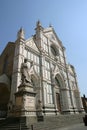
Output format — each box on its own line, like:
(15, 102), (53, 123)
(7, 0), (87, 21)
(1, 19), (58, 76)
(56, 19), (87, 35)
(44, 27), (64, 49)
(25, 37), (40, 53)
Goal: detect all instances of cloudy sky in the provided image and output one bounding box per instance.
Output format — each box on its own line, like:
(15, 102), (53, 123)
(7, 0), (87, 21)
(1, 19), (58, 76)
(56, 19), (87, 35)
(0, 0), (87, 96)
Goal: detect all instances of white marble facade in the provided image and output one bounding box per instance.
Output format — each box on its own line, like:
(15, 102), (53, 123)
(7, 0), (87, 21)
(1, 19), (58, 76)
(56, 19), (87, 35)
(10, 21), (84, 116)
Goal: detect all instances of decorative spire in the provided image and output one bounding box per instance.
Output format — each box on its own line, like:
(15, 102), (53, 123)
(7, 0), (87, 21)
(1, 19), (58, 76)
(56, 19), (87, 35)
(35, 20), (43, 31)
(17, 27), (25, 39)
(36, 20), (41, 27)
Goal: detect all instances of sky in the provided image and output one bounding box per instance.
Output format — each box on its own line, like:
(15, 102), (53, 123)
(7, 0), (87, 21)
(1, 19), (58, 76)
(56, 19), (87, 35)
(0, 0), (87, 96)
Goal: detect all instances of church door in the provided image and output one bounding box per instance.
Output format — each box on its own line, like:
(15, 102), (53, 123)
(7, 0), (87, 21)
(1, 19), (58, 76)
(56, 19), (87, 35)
(56, 93), (61, 113)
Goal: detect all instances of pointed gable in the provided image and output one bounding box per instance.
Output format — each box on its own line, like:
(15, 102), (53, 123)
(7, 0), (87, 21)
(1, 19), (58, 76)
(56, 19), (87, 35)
(43, 26), (64, 49)
(25, 37), (40, 53)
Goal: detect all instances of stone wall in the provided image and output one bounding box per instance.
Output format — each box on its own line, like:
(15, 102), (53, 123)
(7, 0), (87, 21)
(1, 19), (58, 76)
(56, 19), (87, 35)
(0, 42), (15, 77)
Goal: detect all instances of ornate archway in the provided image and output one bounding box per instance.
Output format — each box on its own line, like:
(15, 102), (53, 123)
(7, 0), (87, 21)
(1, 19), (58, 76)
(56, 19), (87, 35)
(54, 73), (65, 113)
(55, 73), (65, 89)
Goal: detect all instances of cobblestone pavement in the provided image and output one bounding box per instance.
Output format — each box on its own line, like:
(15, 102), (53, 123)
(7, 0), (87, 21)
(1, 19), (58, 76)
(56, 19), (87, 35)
(55, 123), (87, 130)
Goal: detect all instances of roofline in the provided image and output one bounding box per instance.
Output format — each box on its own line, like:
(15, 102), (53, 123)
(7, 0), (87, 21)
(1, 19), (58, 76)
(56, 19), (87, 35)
(0, 42), (15, 57)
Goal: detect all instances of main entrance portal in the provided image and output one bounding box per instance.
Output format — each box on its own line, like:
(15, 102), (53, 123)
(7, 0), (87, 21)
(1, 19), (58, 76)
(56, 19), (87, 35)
(54, 73), (65, 114)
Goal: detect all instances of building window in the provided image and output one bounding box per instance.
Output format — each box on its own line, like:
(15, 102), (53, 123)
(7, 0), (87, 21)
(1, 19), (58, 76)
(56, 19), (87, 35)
(51, 46), (56, 56)
(44, 60), (50, 80)
(50, 44), (59, 57)
(43, 42), (48, 53)
(25, 49), (40, 74)
(47, 84), (53, 104)
(42, 36), (48, 53)
(25, 49), (39, 64)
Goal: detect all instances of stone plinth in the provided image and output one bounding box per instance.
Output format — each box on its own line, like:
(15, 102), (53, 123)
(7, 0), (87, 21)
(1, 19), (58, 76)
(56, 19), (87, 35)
(14, 83), (36, 117)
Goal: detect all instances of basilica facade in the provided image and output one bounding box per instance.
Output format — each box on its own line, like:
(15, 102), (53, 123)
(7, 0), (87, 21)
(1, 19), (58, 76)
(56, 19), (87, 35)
(0, 21), (84, 117)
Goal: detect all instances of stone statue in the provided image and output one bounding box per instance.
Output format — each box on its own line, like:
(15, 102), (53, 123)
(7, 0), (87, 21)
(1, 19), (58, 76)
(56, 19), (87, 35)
(21, 59), (31, 85)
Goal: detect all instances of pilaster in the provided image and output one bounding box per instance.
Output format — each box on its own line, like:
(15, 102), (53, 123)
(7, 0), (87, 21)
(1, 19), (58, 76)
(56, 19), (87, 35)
(10, 28), (25, 104)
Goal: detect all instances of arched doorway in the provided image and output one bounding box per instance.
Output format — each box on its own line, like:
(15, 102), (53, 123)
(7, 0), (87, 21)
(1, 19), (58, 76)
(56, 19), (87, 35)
(55, 73), (65, 113)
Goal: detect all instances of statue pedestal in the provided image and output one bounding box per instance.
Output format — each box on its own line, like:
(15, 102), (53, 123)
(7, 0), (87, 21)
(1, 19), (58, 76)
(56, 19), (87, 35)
(14, 83), (36, 117)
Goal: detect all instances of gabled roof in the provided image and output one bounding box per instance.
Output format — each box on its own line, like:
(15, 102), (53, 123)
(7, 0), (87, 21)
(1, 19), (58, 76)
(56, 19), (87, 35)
(0, 42), (15, 57)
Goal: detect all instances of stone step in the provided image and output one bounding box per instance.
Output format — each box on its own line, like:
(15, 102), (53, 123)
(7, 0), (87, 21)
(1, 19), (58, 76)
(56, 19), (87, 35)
(0, 114), (85, 130)
(1, 127), (29, 130)
(1, 126), (29, 130)
(32, 114), (84, 130)
(0, 123), (30, 130)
